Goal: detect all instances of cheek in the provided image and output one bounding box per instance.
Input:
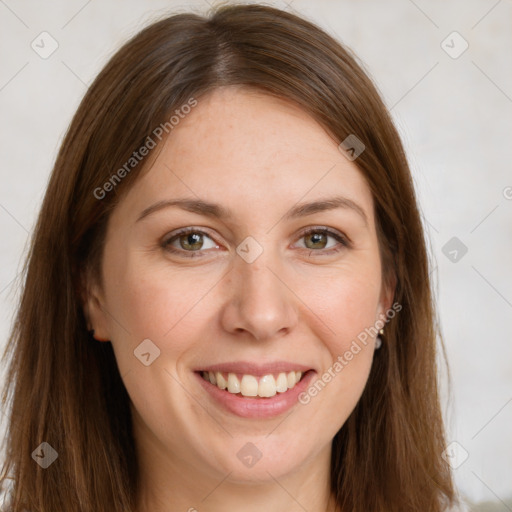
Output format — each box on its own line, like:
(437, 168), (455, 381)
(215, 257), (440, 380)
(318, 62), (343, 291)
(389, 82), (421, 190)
(104, 254), (223, 357)
(103, 261), (220, 429)
(330, 275), (381, 343)
(321, 278), (379, 367)
(296, 272), (379, 434)
(297, 259), (383, 353)
(297, 261), (381, 411)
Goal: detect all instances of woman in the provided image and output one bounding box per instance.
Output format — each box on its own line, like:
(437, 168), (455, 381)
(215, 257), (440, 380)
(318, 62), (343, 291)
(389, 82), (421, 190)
(0, 3), (458, 511)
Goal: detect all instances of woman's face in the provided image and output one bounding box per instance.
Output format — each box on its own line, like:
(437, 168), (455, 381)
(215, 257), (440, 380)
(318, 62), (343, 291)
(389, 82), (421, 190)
(86, 86), (393, 486)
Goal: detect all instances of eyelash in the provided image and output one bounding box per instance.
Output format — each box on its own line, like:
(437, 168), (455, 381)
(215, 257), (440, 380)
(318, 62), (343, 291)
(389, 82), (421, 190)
(161, 226), (350, 258)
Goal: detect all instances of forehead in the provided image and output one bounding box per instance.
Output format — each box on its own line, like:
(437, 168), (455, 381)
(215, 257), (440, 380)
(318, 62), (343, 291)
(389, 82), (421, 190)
(115, 86), (374, 225)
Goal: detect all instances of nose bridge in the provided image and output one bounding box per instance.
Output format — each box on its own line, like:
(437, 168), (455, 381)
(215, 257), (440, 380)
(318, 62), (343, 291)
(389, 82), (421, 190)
(221, 243), (298, 340)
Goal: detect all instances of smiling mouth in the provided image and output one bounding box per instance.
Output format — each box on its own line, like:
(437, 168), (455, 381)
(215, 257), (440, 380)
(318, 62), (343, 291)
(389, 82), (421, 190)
(198, 370), (310, 398)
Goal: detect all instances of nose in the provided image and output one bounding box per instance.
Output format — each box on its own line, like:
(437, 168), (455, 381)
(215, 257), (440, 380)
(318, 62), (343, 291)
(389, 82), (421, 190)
(219, 253), (299, 342)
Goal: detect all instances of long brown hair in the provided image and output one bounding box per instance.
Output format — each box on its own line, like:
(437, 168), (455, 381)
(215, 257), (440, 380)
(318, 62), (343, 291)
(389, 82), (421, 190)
(1, 3), (456, 511)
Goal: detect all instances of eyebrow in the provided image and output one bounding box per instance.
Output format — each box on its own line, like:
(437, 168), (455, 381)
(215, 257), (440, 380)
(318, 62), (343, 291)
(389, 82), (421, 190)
(136, 195), (368, 226)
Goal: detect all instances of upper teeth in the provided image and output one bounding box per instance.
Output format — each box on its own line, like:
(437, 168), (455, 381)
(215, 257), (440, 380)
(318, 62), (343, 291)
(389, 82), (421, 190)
(202, 371), (303, 398)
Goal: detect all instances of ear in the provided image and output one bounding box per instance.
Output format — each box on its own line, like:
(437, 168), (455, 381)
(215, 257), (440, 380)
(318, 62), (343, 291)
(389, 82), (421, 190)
(377, 270), (397, 321)
(80, 267), (111, 342)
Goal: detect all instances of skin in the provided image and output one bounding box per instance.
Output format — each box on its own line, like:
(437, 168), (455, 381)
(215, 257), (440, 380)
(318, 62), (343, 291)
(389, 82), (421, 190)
(84, 86), (395, 512)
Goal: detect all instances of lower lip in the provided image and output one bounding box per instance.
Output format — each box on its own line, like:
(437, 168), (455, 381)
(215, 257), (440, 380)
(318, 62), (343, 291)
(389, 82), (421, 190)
(195, 370), (316, 419)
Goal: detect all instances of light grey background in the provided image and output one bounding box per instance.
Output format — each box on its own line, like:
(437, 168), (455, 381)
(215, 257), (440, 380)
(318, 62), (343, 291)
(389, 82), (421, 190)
(1, 0), (511, 509)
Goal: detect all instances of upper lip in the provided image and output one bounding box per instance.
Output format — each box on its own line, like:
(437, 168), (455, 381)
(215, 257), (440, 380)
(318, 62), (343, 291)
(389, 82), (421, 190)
(195, 361), (314, 377)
